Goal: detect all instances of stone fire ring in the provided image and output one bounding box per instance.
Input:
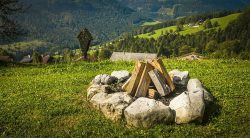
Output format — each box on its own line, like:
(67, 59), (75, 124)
(87, 70), (214, 128)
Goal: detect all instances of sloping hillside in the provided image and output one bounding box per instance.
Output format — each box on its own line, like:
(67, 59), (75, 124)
(137, 13), (241, 39)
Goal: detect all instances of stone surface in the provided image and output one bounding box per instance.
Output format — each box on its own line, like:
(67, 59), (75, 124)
(92, 74), (117, 85)
(124, 97), (174, 128)
(169, 70), (189, 87)
(101, 85), (113, 94)
(169, 90), (205, 124)
(90, 92), (133, 121)
(87, 84), (102, 100)
(111, 70), (130, 83)
(187, 79), (214, 104)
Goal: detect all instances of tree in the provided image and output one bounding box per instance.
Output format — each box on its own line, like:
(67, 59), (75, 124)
(32, 50), (42, 64)
(203, 19), (212, 29)
(213, 21), (219, 27)
(176, 24), (183, 32)
(205, 40), (218, 53)
(63, 48), (73, 62)
(77, 28), (93, 60)
(0, 48), (9, 56)
(179, 45), (192, 55)
(0, 0), (27, 43)
(98, 49), (112, 60)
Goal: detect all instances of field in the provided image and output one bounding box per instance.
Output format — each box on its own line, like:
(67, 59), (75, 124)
(141, 21), (162, 26)
(0, 59), (250, 137)
(0, 40), (48, 51)
(137, 13), (241, 39)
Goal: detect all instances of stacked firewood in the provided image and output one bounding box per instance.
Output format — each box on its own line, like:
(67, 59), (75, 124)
(122, 59), (175, 99)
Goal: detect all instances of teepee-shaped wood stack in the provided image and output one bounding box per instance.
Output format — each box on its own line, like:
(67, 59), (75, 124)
(122, 59), (175, 98)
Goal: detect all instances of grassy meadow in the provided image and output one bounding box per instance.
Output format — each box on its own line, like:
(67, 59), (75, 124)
(137, 13), (241, 39)
(141, 21), (162, 26)
(0, 59), (250, 137)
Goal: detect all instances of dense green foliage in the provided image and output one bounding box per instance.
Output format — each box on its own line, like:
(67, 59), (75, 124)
(107, 9), (250, 59)
(136, 12), (240, 39)
(2, 0), (248, 53)
(0, 59), (249, 137)
(133, 10), (236, 36)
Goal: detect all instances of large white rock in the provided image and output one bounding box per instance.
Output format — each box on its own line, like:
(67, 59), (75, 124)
(111, 70), (130, 82)
(187, 79), (214, 104)
(124, 97), (174, 128)
(90, 92), (133, 121)
(169, 91), (205, 124)
(169, 70), (189, 87)
(87, 84), (102, 100)
(92, 74), (117, 85)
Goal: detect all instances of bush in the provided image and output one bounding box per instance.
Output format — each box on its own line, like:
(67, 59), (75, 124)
(32, 50), (42, 64)
(98, 49), (112, 60)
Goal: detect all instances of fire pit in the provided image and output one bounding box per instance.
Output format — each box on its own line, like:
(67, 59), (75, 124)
(87, 59), (214, 128)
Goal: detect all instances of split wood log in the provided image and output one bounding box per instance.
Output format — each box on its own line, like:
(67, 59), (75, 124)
(148, 89), (159, 99)
(135, 62), (154, 97)
(122, 77), (131, 90)
(148, 69), (171, 96)
(150, 59), (175, 92)
(123, 61), (146, 96)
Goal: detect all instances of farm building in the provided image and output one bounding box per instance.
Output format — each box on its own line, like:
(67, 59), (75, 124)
(0, 56), (13, 62)
(42, 55), (53, 64)
(179, 52), (204, 60)
(110, 52), (157, 61)
(20, 55), (32, 63)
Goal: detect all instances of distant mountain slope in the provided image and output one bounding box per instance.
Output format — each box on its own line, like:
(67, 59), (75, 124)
(10, 0), (250, 53)
(19, 0), (136, 49)
(119, 0), (250, 17)
(136, 13), (241, 39)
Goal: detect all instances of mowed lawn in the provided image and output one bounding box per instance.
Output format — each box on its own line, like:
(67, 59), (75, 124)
(0, 59), (250, 137)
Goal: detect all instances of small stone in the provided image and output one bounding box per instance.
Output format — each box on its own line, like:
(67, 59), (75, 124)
(111, 70), (130, 83)
(169, 70), (189, 87)
(124, 97), (174, 128)
(92, 74), (117, 85)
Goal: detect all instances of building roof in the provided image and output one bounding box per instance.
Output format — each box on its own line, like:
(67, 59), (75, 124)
(20, 56), (32, 63)
(110, 52), (157, 61)
(0, 56), (13, 62)
(42, 55), (51, 64)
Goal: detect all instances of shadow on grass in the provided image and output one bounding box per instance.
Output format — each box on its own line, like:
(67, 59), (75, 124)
(202, 87), (222, 125)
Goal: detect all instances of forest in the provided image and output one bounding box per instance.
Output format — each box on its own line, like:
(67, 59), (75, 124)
(103, 8), (250, 60)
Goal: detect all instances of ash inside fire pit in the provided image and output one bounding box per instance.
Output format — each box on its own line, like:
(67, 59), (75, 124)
(87, 59), (214, 128)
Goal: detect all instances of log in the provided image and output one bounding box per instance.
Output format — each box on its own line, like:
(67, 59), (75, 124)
(135, 62), (154, 97)
(122, 77), (131, 91)
(150, 58), (175, 92)
(148, 69), (171, 96)
(123, 61), (146, 96)
(148, 89), (159, 99)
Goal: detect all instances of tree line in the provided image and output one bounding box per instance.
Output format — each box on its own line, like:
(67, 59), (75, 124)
(105, 8), (250, 60)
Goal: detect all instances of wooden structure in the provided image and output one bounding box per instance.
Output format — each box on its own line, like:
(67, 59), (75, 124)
(123, 58), (175, 98)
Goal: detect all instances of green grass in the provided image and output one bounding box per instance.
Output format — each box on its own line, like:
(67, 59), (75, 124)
(0, 40), (48, 51)
(0, 59), (250, 137)
(137, 13), (241, 39)
(211, 13), (241, 29)
(141, 21), (162, 26)
(137, 26), (176, 39)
